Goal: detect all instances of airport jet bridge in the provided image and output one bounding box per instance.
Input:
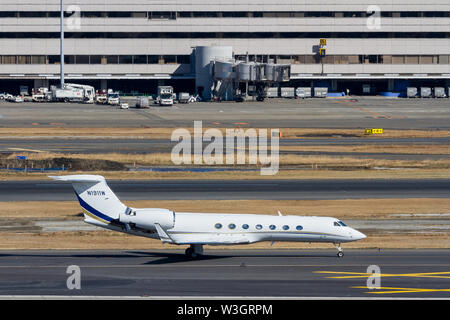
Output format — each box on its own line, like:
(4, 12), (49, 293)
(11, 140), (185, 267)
(211, 60), (291, 101)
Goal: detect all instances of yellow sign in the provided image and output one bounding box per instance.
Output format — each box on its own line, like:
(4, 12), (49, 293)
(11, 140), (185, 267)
(365, 128), (383, 135)
(319, 48), (327, 56)
(320, 38), (327, 46)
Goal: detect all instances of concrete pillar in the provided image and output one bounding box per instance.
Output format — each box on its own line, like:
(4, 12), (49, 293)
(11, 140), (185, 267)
(331, 79), (338, 92)
(100, 79), (108, 90)
(388, 79), (395, 92)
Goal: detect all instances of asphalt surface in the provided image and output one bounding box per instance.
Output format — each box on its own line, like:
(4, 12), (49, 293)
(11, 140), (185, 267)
(3, 137), (450, 161)
(2, 97), (450, 129)
(1, 179), (450, 201)
(0, 249), (449, 298)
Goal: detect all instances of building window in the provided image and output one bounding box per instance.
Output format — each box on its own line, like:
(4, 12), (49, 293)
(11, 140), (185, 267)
(119, 55), (133, 64)
(31, 55), (46, 64)
(1, 56), (16, 64)
(106, 55), (119, 64)
(148, 55), (159, 64)
(149, 12), (176, 20)
(133, 55), (147, 64)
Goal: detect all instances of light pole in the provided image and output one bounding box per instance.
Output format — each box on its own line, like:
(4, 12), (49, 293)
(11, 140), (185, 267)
(60, 0), (65, 88)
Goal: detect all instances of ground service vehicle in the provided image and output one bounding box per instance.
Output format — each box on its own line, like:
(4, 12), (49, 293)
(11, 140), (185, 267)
(157, 86), (174, 106)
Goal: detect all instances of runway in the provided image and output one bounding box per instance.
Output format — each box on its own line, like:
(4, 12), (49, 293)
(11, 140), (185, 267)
(0, 249), (449, 298)
(1, 179), (450, 201)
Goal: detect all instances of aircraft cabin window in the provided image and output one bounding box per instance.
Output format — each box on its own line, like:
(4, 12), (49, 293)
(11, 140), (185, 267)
(242, 224), (249, 229)
(215, 223), (222, 229)
(282, 225), (289, 230)
(229, 223), (236, 229)
(338, 221), (347, 227)
(256, 224), (263, 230)
(269, 224), (276, 230)
(334, 222), (341, 227)
(296, 225), (303, 231)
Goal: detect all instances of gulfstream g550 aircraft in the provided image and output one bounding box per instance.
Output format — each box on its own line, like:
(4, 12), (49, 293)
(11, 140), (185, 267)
(50, 175), (366, 258)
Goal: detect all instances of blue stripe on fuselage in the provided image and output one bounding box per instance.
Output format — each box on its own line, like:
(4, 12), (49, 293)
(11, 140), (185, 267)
(75, 193), (113, 223)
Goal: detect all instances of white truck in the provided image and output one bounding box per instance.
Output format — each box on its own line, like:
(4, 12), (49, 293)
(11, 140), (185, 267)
(157, 86), (174, 106)
(95, 90), (108, 104)
(107, 91), (121, 106)
(52, 83), (95, 103)
(32, 87), (50, 102)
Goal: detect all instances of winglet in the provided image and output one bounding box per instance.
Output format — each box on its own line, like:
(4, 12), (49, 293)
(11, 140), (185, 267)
(155, 223), (175, 244)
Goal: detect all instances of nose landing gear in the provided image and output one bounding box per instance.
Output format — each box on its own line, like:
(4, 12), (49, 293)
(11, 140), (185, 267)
(334, 243), (344, 258)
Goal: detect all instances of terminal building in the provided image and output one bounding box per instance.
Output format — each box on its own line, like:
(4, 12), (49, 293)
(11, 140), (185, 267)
(0, 0), (449, 96)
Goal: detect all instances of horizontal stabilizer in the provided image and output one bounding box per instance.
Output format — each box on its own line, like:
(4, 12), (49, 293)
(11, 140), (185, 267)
(49, 175), (106, 183)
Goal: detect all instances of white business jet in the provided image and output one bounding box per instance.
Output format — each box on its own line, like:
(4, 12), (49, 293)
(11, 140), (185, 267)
(50, 175), (366, 258)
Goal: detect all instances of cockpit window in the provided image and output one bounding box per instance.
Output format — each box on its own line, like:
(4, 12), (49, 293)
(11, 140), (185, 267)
(334, 222), (341, 227)
(338, 221), (347, 227)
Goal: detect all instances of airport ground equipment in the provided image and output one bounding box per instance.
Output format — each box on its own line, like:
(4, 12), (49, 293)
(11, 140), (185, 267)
(95, 90), (108, 104)
(280, 87), (295, 98)
(434, 87), (446, 98)
(51, 83), (95, 103)
(266, 87), (279, 98)
(156, 86), (174, 106)
(407, 87), (418, 98)
(296, 87), (312, 99)
(420, 87), (432, 98)
(135, 96), (149, 108)
(178, 92), (190, 104)
(314, 87), (328, 98)
(211, 59), (290, 102)
(107, 91), (120, 105)
(32, 87), (49, 102)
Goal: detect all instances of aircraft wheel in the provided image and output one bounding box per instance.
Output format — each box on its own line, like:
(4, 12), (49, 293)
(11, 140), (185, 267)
(185, 247), (198, 259)
(337, 251), (344, 258)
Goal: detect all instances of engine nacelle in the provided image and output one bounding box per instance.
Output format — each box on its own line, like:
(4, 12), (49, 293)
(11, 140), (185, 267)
(119, 208), (174, 231)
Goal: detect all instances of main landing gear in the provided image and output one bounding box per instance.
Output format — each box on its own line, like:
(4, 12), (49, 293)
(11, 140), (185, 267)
(334, 243), (344, 258)
(185, 244), (204, 259)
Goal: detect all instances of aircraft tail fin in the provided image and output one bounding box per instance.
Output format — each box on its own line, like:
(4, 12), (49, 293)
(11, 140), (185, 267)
(49, 175), (127, 224)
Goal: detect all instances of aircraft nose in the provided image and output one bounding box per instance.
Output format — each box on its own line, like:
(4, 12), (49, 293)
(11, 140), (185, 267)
(352, 229), (366, 240)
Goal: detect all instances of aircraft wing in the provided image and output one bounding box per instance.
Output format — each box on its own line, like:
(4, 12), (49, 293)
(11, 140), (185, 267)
(165, 232), (252, 245)
(154, 224), (252, 245)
